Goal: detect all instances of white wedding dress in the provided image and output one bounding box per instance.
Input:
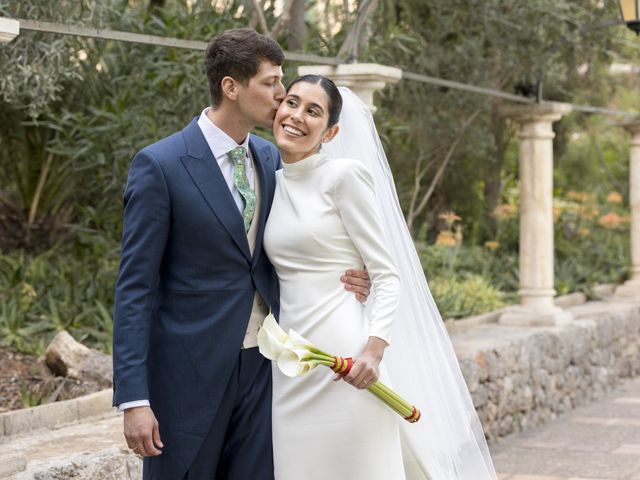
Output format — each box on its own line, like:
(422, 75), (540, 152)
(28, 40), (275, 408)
(264, 153), (407, 480)
(263, 88), (497, 480)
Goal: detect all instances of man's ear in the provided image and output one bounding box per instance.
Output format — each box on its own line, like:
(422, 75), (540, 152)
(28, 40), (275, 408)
(322, 125), (340, 144)
(220, 76), (239, 101)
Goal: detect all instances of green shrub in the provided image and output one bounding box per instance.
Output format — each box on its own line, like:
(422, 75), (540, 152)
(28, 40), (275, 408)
(429, 274), (507, 319)
(0, 248), (117, 354)
(418, 242), (519, 294)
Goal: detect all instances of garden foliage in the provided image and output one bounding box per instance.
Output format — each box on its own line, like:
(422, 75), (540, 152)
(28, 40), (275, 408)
(0, 0), (638, 352)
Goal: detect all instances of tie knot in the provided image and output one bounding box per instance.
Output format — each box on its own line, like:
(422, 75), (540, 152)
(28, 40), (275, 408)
(229, 146), (247, 165)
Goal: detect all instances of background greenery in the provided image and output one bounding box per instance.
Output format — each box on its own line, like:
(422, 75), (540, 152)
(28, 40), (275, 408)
(1, 0), (639, 354)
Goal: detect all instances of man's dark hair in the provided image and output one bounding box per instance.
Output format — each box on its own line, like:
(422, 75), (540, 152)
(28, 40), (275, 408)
(205, 28), (284, 108)
(287, 75), (343, 128)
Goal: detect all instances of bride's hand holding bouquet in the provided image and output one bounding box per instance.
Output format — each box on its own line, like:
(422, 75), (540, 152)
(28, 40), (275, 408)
(337, 336), (387, 390)
(258, 313), (421, 423)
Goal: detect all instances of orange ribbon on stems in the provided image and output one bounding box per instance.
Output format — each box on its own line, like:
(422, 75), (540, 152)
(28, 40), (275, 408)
(257, 313), (421, 424)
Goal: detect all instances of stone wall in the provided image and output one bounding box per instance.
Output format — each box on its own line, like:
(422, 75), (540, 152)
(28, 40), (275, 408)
(452, 301), (640, 442)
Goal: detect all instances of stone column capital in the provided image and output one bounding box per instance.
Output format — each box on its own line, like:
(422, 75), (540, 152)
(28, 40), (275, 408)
(296, 63), (402, 112)
(499, 102), (573, 124)
(620, 120), (640, 145)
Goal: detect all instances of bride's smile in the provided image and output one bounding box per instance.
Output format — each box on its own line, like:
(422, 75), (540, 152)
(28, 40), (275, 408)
(281, 124), (305, 137)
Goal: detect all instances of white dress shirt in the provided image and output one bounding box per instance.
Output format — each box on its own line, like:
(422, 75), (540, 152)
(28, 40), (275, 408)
(118, 109), (257, 412)
(197, 107), (255, 210)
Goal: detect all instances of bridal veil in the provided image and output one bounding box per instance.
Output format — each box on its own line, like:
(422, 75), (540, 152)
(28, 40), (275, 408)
(322, 87), (497, 480)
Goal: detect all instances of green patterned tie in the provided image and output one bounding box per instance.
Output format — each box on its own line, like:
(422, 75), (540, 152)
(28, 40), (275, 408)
(229, 146), (256, 232)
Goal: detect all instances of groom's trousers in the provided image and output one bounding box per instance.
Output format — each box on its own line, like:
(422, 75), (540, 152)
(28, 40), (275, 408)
(143, 348), (274, 480)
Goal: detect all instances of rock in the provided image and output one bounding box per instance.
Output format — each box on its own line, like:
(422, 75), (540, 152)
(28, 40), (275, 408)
(497, 376), (514, 412)
(0, 454), (26, 477)
(44, 331), (112, 387)
(475, 352), (490, 381)
(486, 350), (506, 381)
(459, 358), (480, 393)
(485, 401), (498, 422)
(15, 448), (140, 480)
(518, 384), (534, 411)
(472, 383), (488, 408)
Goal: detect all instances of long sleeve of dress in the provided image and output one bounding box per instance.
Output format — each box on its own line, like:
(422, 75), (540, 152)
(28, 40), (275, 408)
(334, 160), (400, 344)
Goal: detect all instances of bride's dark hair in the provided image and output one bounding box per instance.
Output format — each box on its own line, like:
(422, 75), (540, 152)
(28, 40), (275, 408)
(286, 75), (343, 128)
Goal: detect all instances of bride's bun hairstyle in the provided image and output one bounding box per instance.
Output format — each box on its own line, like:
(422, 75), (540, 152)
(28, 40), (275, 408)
(205, 28), (284, 108)
(286, 75), (343, 128)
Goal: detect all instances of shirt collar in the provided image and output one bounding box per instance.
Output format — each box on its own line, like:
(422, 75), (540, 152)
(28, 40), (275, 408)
(197, 107), (251, 159)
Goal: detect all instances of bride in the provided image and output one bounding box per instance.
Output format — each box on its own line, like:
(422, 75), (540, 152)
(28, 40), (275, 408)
(263, 75), (496, 480)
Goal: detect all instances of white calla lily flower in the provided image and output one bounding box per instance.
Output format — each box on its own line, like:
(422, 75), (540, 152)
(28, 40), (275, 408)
(257, 313), (289, 360)
(285, 329), (313, 348)
(277, 347), (315, 377)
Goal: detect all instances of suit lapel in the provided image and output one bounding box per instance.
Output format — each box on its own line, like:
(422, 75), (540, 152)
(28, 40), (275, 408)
(179, 119), (252, 262)
(249, 138), (273, 266)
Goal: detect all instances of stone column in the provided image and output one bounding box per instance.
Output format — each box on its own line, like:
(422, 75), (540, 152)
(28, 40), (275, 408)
(296, 63), (402, 112)
(499, 103), (573, 326)
(615, 121), (640, 298)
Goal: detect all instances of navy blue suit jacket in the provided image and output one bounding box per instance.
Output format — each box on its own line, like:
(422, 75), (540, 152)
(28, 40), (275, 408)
(112, 118), (280, 438)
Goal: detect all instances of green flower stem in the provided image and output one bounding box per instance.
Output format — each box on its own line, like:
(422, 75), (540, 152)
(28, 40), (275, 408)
(373, 382), (412, 409)
(303, 352), (335, 364)
(369, 386), (409, 417)
(306, 345), (333, 358)
(368, 382), (414, 418)
(313, 360), (336, 368)
(367, 384), (403, 412)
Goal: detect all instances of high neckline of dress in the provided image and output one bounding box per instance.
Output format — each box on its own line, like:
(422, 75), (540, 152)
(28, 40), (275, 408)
(281, 152), (329, 178)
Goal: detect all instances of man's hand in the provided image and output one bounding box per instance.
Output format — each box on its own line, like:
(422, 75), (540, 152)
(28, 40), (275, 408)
(124, 406), (163, 457)
(341, 267), (371, 303)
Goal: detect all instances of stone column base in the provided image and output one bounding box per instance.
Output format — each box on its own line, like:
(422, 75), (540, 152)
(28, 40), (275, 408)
(614, 280), (640, 300)
(499, 305), (573, 327)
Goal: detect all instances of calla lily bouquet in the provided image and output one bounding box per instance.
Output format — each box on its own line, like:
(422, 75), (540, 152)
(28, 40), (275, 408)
(258, 313), (421, 423)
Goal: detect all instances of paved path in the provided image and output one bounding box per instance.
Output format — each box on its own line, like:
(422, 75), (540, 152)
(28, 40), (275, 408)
(491, 375), (640, 480)
(0, 413), (131, 478)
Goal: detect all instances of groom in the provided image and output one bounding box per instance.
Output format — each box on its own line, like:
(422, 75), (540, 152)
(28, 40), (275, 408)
(112, 28), (370, 479)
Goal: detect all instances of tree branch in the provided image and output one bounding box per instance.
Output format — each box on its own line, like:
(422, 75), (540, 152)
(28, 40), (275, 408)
(337, 0), (379, 61)
(408, 108), (482, 229)
(28, 152), (53, 227)
(269, 0), (295, 39)
(251, 0), (270, 34)
(406, 152), (428, 232)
